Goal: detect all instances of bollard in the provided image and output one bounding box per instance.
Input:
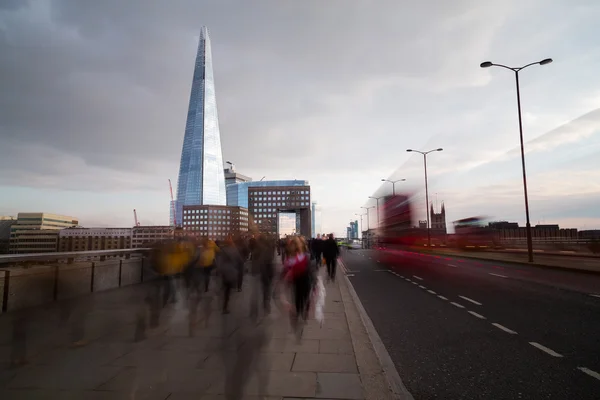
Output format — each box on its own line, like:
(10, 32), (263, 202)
(118, 259), (122, 287)
(53, 265), (59, 301)
(90, 262), (96, 293)
(2, 270), (10, 313)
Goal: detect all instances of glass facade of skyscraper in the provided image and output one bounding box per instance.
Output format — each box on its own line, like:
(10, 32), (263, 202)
(175, 26), (226, 225)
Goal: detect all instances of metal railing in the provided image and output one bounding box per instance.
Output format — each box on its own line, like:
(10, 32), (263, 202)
(0, 249), (152, 313)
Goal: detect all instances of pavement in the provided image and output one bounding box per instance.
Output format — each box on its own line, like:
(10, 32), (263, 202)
(342, 247), (600, 400)
(0, 261), (404, 400)
(416, 247), (600, 273)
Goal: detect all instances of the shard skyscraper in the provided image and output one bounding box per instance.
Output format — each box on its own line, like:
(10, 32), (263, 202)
(174, 26), (226, 225)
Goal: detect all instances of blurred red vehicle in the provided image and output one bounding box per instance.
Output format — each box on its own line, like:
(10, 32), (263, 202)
(378, 194), (423, 264)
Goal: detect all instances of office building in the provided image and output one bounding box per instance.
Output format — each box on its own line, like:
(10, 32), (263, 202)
(227, 179), (309, 208)
(58, 228), (132, 252)
(311, 202), (322, 238)
(430, 203), (447, 234)
(132, 226), (174, 248)
(0, 216), (16, 254)
(248, 185), (311, 237)
(9, 213), (78, 254)
(181, 205), (249, 240)
(224, 166), (252, 187)
(175, 26), (227, 224)
(350, 221), (359, 240)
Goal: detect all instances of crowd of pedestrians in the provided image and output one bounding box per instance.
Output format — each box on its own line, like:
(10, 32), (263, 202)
(135, 232), (338, 337)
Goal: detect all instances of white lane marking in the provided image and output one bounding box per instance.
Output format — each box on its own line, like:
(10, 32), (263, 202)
(411, 282), (418, 285)
(377, 260), (381, 263)
(529, 342), (563, 358)
(386, 270), (395, 274)
(413, 275), (423, 281)
(437, 295), (448, 300)
(492, 323), (518, 335)
(347, 274), (355, 277)
(418, 285), (426, 289)
(375, 269), (388, 272)
(427, 290), (436, 295)
(578, 367), (600, 381)
(450, 302), (465, 309)
(399, 275), (405, 278)
(459, 296), (482, 306)
(590, 294), (600, 298)
(448, 264), (458, 268)
(468, 311), (486, 319)
(489, 273), (508, 278)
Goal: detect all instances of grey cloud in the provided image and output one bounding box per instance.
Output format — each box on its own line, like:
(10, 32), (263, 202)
(0, 0), (522, 188)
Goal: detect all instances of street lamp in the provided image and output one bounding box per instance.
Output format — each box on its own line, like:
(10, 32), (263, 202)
(361, 206), (375, 231)
(406, 148), (443, 248)
(369, 196), (384, 227)
(480, 58), (552, 263)
(381, 178), (406, 196)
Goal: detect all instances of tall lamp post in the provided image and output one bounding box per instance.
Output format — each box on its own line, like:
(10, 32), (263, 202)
(480, 58), (552, 263)
(362, 206), (375, 248)
(355, 213), (365, 248)
(381, 179), (405, 196)
(369, 196), (384, 227)
(406, 148), (443, 248)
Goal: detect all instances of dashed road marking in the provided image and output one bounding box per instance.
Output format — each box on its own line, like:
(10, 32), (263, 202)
(492, 323), (518, 334)
(399, 275), (404, 278)
(468, 311), (486, 319)
(578, 367), (600, 381)
(418, 285), (426, 289)
(411, 282), (418, 285)
(590, 294), (600, 298)
(437, 295), (448, 300)
(459, 296), (482, 306)
(347, 274), (355, 277)
(413, 275), (423, 281)
(489, 273), (508, 278)
(448, 264), (458, 268)
(375, 269), (388, 272)
(427, 290), (436, 295)
(450, 302), (465, 309)
(529, 342), (563, 358)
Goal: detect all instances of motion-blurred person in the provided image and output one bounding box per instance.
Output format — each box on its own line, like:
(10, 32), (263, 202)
(323, 234), (340, 283)
(218, 238), (243, 314)
(283, 237), (312, 338)
(234, 235), (249, 291)
(200, 237), (219, 292)
(250, 235), (276, 319)
(312, 234), (323, 267)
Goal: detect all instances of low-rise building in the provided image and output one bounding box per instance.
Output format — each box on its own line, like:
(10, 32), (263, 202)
(0, 216), (17, 254)
(181, 205), (249, 240)
(58, 227), (132, 252)
(132, 226), (174, 248)
(9, 213), (78, 254)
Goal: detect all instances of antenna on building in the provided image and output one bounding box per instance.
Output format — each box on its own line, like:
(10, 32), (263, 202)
(260, 176), (266, 181)
(133, 209), (140, 227)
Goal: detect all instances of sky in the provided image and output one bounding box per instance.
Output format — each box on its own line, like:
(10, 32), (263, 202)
(0, 0), (599, 236)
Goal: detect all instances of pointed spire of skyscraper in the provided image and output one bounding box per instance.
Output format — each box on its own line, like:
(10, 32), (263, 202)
(174, 26), (227, 224)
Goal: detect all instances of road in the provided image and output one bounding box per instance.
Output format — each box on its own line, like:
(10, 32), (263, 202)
(340, 248), (600, 400)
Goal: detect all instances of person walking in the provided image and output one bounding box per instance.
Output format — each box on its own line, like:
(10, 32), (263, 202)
(323, 234), (340, 283)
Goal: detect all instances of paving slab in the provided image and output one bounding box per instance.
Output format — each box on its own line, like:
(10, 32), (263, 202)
(0, 261), (405, 399)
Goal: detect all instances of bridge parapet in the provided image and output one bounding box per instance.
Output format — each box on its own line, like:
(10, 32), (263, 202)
(0, 249), (151, 313)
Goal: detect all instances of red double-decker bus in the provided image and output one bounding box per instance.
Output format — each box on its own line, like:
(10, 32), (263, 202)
(379, 194), (421, 250)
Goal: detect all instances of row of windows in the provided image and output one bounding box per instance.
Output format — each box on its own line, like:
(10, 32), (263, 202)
(183, 220), (247, 226)
(184, 208), (241, 215)
(250, 190), (308, 196)
(251, 202), (309, 208)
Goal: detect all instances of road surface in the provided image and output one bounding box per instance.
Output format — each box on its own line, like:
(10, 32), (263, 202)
(340, 248), (600, 399)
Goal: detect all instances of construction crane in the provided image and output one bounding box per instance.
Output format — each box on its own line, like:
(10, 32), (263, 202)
(168, 179), (177, 227)
(133, 209), (140, 226)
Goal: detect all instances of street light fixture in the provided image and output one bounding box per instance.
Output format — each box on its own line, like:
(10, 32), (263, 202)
(480, 58), (553, 263)
(361, 206), (375, 231)
(406, 148), (443, 248)
(381, 178), (406, 196)
(369, 196), (384, 227)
